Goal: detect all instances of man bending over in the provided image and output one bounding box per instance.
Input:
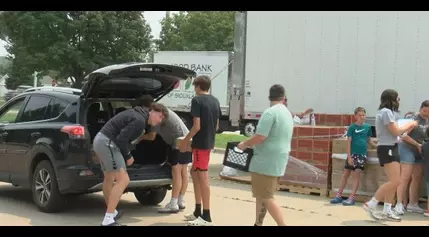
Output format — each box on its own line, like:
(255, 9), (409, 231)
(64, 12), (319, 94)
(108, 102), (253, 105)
(93, 100), (168, 226)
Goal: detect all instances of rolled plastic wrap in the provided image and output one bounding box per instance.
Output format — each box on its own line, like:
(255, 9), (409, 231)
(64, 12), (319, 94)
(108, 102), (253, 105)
(279, 155), (328, 189)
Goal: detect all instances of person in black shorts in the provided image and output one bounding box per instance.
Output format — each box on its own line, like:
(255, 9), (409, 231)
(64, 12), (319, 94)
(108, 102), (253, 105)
(330, 107), (376, 206)
(138, 96), (193, 213)
(363, 89), (417, 222)
(179, 75), (221, 226)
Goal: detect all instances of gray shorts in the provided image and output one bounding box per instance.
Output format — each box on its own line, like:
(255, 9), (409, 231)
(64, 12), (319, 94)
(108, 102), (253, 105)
(93, 133), (127, 172)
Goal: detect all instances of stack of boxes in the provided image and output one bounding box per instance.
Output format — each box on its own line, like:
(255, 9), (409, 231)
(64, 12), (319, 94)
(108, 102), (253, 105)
(330, 138), (385, 197)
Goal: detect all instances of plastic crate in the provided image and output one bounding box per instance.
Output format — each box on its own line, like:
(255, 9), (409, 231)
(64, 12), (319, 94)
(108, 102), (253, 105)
(222, 141), (254, 172)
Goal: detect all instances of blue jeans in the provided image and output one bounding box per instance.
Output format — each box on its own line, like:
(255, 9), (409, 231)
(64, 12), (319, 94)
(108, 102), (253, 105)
(399, 142), (423, 165)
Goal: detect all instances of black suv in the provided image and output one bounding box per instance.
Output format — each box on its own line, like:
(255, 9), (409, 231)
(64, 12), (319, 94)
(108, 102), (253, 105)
(0, 63), (196, 213)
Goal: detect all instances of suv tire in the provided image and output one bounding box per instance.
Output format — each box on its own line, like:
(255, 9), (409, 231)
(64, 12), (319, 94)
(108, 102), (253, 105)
(134, 188), (167, 205)
(31, 160), (66, 213)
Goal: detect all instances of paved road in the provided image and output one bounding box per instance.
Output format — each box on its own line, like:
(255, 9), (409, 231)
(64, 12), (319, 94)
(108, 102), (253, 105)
(0, 153), (427, 226)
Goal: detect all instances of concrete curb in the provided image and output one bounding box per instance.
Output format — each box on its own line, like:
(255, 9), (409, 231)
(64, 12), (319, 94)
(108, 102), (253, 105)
(212, 148), (226, 154)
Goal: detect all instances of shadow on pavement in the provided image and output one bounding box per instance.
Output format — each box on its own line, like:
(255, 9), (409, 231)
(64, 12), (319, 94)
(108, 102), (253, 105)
(341, 220), (387, 226)
(148, 222), (186, 226)
(0, 184), (163, 226)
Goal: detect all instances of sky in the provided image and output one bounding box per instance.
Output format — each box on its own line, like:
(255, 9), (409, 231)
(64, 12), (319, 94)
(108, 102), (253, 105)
(0, 11), (174, 57)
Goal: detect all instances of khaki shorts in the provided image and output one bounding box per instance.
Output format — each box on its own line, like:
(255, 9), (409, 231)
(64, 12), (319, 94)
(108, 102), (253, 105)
(251, 172), (279, 199)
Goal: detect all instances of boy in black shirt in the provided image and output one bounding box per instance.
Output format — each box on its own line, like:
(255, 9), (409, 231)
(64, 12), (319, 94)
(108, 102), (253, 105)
(179, 75), (221, 226)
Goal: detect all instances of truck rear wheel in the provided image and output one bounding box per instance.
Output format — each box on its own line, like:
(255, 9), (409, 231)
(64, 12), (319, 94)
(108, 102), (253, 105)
(243, 121), (257, 137)
(179, 114), (193, 130)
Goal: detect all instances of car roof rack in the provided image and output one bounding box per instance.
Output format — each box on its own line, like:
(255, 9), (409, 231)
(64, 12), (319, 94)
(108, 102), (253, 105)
(24, 86), (82, 95)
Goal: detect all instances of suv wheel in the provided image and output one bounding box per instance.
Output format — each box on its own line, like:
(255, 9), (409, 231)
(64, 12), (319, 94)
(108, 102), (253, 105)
(134, 188), (167, 205)
(31, 160), (66, 213)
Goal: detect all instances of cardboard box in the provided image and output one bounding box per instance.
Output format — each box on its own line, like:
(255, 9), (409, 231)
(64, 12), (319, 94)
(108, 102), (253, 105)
(175, 137), (193, 152)
(332, 138), (378, 155)
(332, 138), (348, 154)
(331, 155), (388, 194)
(367, 149), (377, 158)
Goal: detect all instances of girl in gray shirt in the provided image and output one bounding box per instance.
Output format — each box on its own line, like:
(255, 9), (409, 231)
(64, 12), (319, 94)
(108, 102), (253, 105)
(363, 89), (417, 222)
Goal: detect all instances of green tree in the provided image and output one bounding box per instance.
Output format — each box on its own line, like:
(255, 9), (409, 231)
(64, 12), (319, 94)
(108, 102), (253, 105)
(0, 56), (11, 76)
(0, 11), (153, 88)
(156, 11), (235, 52)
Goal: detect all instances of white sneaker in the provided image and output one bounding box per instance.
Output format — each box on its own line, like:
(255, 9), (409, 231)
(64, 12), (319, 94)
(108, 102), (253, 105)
(178, 201), (186, 210)
(407, 203), (425, 214)
(158, 202), (180, 213)
(393, 204), (405, 215)
(373, 211), (402, 222)
(363, 202), (378, 220)
(187, 216), (213, 226)
(184, 213), (198, 221)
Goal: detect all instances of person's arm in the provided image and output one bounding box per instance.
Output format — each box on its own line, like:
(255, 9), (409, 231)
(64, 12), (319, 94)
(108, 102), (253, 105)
(422, 142), (429, 160)
(402, 131), (422, 152)
(140, 126), (159, 141)
(293, 108), (314, 119)
(217, 104), (222, 131)
(116, 120), (145, 161)
(346, 126), (353, 165)
(183, 98), (201, 142)
(141, 132), (156, 141)
(238, 111), (274, 149)
(384, 110), (417, 136)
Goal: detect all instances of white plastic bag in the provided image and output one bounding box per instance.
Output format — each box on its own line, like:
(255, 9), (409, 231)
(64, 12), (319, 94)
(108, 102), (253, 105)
(220, 166), (238, 177)
(293, 115), (302, 124)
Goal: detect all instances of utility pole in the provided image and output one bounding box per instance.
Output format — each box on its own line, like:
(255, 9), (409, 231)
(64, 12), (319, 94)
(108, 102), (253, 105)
(32, 71), (39, 88)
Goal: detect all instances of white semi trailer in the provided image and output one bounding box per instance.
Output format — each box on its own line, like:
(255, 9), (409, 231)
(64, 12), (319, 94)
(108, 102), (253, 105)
(154, 51), (235, 132)
(230, 11), (429, 136)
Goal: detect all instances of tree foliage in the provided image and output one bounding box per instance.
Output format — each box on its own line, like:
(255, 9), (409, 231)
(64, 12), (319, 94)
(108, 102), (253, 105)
(156, 11), (235, 52)
(0, 56), (11, 76)
(0, 11), (153, 89)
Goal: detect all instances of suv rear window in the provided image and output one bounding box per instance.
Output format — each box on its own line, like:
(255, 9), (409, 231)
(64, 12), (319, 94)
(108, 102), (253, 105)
(19, 96), (53, 122)
(51, 98), (69, 118)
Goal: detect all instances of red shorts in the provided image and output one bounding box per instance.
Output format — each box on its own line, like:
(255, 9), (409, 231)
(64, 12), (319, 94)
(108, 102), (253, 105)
(192, 149), (211, 171)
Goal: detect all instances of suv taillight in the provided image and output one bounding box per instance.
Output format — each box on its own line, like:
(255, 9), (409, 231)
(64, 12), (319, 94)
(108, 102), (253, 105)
(61, 125), (85, 139)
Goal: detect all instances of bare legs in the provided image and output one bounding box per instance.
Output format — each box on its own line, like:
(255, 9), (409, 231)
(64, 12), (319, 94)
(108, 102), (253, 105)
(105, 169), (129, 214)
(396, 164), (413, 206)
(254, 198), (286, 226)
(102, 168), (130, 226)
(409, 164), (423, 205)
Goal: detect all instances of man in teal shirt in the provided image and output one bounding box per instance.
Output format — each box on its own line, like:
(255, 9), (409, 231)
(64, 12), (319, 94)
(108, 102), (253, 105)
(237, 84), (293, 226)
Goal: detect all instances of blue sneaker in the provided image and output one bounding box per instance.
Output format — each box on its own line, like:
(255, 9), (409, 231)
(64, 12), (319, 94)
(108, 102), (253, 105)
(342, 198), (355, 206)
(330, 196), (343, 204)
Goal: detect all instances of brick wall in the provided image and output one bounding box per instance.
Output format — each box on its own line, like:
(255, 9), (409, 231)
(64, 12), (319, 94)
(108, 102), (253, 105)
(314, 113), (356, 126)
(280, 125), (347, 190)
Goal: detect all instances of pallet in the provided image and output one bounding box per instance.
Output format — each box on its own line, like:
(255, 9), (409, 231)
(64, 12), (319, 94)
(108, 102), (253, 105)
(278, 183), (328, 197)
(219, 174), (251, 184)
(219, 174), (328, 197)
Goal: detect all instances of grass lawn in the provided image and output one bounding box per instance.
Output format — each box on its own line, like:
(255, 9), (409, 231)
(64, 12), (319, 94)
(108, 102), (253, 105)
(214, 133), (246, 149)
